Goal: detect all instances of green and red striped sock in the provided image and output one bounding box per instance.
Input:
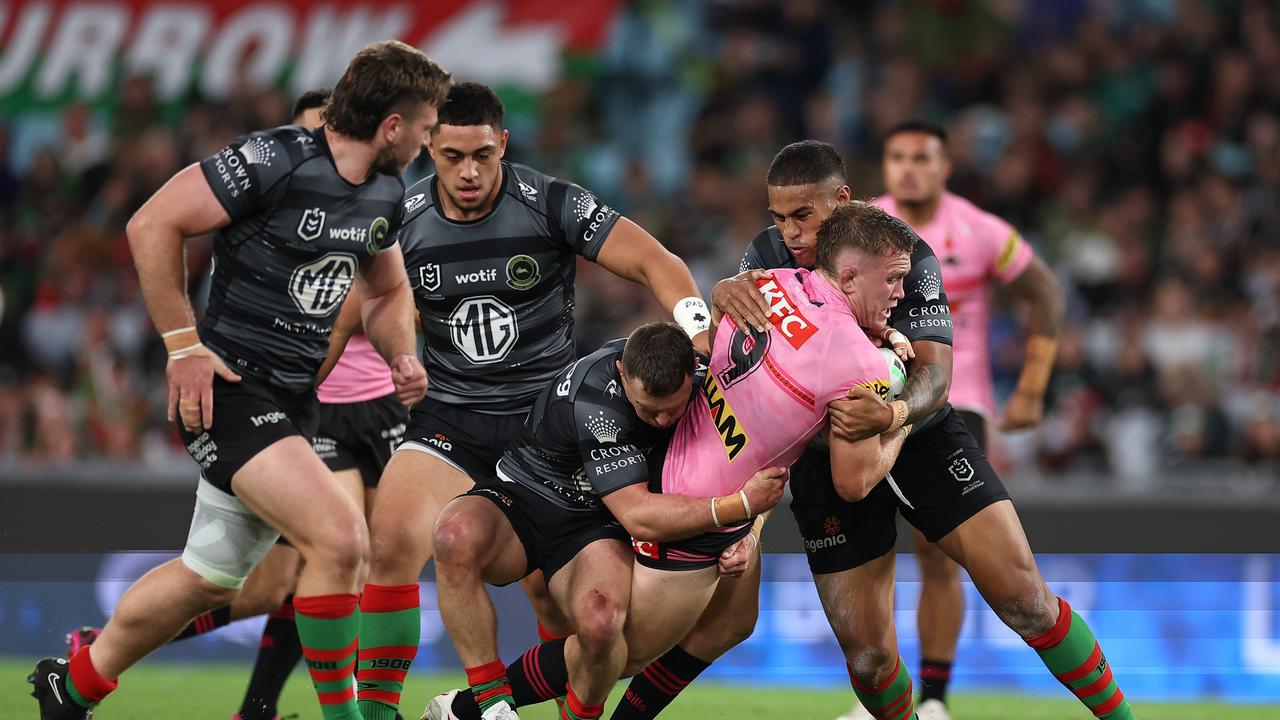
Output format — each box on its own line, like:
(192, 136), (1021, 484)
(560, 683), (605, 720)
(356, 583), (420, 720)
(848, 656), (917, 720)
(294, 593), (361, 720)
(66, 647), (117, 709)
(1027, 597), (1136, 719)
(466, 659), (515, 714)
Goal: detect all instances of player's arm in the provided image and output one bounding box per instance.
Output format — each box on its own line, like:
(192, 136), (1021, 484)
(599, 466), (787, 542)
(357, 244), (426, 406)
(1000, 254), (1064, 430)
(127, 164), (241, 432)
(594, 217), (711, 353)
(828, 427), (910, 502)
(316, 284), (364, 386)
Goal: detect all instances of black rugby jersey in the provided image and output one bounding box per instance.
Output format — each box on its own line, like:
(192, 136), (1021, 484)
(496, 339), (701, 514)
(740, 224), (953, 432)
(198, 125), (404, 392)
(399, 162), (621, 413)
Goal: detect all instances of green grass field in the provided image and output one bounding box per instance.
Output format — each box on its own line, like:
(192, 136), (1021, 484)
(3, 660), (1276, 720)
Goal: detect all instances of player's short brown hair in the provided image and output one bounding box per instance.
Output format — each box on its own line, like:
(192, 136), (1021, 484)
(324, 40), (451, 140)
(815, 201), (918, 274)
(622, 322), (696, 398)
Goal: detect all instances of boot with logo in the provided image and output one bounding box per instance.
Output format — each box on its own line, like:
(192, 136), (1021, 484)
(28, 657), (94, 720)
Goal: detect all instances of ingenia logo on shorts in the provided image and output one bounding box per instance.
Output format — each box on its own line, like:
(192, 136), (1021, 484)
(702, 373), (749, 461)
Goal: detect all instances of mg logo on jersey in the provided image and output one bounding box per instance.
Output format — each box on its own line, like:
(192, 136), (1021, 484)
(419, 264), (442, 292)
(297, 208), (325, 242)
(756, 277), (818, 349)
(289, 252), (357, 317)
(449, 296), (519, 364)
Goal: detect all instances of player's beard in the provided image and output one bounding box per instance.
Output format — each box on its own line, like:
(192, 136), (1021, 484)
(371, 142), (410, 177)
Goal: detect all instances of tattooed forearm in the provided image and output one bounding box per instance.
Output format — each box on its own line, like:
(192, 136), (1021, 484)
(898, 359), (950, 424)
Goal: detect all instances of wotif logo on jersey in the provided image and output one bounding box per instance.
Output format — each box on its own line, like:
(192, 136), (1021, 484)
(756, 277), (818, 349)
(455, 268), (499, 285)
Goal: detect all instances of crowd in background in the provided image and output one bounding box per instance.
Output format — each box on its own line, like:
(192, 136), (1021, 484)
(1, 0), (1277, 487)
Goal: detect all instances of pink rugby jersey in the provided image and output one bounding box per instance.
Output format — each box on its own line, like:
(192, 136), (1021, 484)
(662, 268), (890, 500)
(316, 333), (395, 404)
(871, 192), (1032, 416)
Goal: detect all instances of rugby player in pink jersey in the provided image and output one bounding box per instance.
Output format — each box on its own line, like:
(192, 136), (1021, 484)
(423, 201), (914, 720)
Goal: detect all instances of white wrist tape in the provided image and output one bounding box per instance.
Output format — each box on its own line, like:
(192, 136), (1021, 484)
(673, 297), (711, 338)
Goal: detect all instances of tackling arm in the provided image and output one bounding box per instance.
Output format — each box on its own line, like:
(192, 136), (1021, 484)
(829, 427), (910, 502)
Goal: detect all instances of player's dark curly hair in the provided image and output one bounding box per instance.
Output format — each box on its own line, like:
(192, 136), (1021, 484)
(324, 40), (451, 141)
(291, 89), (330, 123)
(767, 140), (848, 187)
(435, 82), (505, 130)
(622, 323), (696, 397)
(815, 201), (918, 273)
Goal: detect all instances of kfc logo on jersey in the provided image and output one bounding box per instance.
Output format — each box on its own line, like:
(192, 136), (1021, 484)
(419, 264), (442, 292)
(756, 277), (818, 349)
(297, 208), (326, 242)
(289, 252), (357, 317)
(631, 538), (658, 560)
(449, 296), (519, 364)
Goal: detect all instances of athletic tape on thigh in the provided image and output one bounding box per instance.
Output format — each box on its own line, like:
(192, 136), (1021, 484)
(181, 478), (281, 589)
(395, 440), (472, 476)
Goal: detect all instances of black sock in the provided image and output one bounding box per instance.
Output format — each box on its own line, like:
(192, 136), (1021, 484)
(610, 645), (710, 720)
(238, 597), (303, 720)
(918, 658), (953, 704)
(451, 638), (570, 719)
(172, 605), (233, 642)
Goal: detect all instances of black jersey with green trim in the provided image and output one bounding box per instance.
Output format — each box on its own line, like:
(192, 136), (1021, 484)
(197, 125), (404, 392)
(399, 162), (621, 414)
(495, 339), (705, 514)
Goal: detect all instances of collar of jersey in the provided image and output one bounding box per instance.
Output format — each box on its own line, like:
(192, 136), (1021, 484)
(313, 127), (380, 190)
(430, 162), (510, 225)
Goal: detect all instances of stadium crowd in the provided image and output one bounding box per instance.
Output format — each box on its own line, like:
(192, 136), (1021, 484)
(1, 0), (1277, 483)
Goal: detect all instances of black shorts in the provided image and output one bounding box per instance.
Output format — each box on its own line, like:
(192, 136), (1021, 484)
(789, 406), (1009, 575)
(312, 393), (409, 487)
(397, 397), (529, 480)
(178, 376), (319, 495)
(630, 524), (753, 571)
(957, 409), (987, 452)
(467, 478), (630, 583)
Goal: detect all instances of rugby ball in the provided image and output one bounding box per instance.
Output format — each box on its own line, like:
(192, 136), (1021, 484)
(880, 347), (908, 400)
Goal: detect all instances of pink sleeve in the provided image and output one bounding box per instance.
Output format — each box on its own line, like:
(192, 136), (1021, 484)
(819, 323), (889, 405)
(979, 209), (1033, 284)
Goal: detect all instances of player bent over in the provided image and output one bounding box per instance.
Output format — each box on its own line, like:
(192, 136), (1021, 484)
(28, 41), (446, 720)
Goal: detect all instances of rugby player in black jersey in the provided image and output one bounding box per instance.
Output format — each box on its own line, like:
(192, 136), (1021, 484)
(29, 42), (448, 720)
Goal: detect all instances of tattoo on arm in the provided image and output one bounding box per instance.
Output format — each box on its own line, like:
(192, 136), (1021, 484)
(898, 359), (950, 424)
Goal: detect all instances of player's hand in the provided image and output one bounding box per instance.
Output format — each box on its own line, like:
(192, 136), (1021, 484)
(1000, 389), (1044, 431)
(828, 385), (893, 442)
(717, 531), (758, 578)
(167, 346), (241, 433)
(882, 328), (914, 361)
(711, 270), (770, 333)
(742, 466), (788, 515)
(390, 354), (428, 407)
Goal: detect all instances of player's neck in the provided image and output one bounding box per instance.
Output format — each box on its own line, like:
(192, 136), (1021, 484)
(324, 127), (378, 184)
(896, 194), (943, 228)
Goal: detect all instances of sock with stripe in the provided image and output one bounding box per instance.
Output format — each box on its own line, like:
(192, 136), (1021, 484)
(561, 683), (605, 720)
(1027, 597), (1136, 720)
(917, 658), (952, 704)
(849, 656), (917, 720)
(451, 638), (571, 719)
(356, 583), (420, 720)
(294, 593), (361, 720)
(466, 660), (515, 714)
(237, 595), (304, 720)
(171, 605), (233, 641)
(610, 644), (710, 719)
(538, 620), (570, 643)
(66, 646), (118, 709)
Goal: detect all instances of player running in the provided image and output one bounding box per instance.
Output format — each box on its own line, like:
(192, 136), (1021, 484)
(29, 41), (446, 720)
(715, 141), (1134, 720)
(427, 201), (915, 720)
(354, 82), (712, 720)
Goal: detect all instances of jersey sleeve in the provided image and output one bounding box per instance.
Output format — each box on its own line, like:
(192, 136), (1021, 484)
(983, 212), (1034, 284)
(199, 131), (294, 222)
(573, 392), (651, 496)
(547, 178), (621, 261)
(820, 321), (893, 405)
(890, 237), (954, 346)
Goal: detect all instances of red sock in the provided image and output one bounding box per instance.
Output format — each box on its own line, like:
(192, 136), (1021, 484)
(537, 620), (570, 643)
(562, 682), (604, 719)
(465, 659), (514, 713)
(67, 647), (118, 707)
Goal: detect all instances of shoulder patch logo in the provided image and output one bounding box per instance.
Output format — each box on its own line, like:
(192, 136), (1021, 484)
(572, 192), (598, 222)
(238, 136), (277, 165)
(915, 269), (942, 302)
(367, 216), (389, 255)
(419, 263), (441, 292)
(518, 181), (538, 201)
(605, 379), (623, 399)
(404, 193), (427, 214)
(297, 208), (325, 242)
(506, 254), (541, 290)
(584, 411), (622, 444)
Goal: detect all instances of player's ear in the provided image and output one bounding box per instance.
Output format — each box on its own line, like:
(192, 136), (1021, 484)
(382, 112), (403, 145)
(835, 184), (851, 204)
(498, 128), (509, 157)
(839, 265), (858, 293)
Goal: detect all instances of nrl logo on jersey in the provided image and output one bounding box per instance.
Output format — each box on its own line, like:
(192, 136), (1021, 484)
(297, 208), (326, 242)
(419, 263), (442, 292)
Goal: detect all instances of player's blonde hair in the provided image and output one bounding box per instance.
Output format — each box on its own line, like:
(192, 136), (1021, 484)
(815, 201), (917, 274)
